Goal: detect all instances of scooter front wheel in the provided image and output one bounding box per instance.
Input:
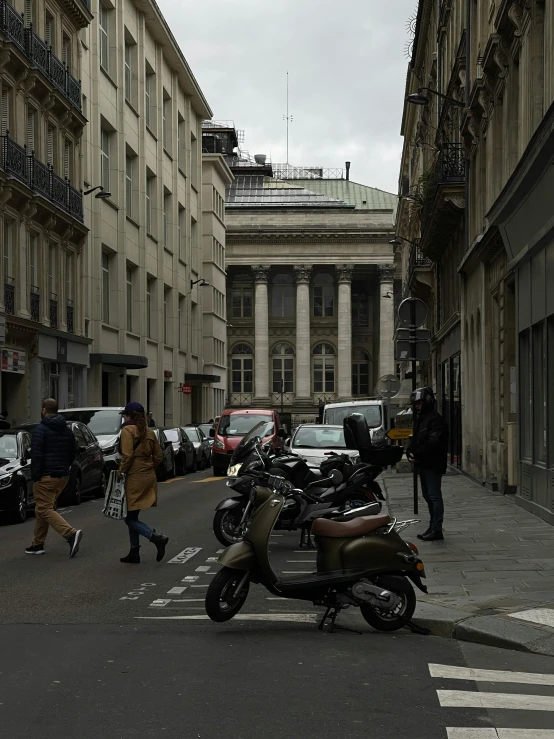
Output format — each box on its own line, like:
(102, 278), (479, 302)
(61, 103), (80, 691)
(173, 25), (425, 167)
(205, 567), (250, 622)
(213, 508), (245, 547)
(360, 575), (416, 632)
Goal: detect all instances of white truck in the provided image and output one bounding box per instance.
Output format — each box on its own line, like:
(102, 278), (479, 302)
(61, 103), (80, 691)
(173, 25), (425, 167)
(322, 399), (388, 444)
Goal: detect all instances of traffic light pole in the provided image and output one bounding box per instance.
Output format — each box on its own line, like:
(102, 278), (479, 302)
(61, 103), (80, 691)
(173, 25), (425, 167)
(410, 300), (418, 515)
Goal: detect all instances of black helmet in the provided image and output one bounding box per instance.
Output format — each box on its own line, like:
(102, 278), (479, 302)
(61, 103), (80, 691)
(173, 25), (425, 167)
(410, 386), (435, 408)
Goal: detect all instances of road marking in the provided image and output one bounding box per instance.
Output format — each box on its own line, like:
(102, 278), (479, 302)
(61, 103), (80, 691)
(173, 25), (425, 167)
(205, 557), (220, 562)
(199, 476), (222, 483)
(191, 584), (209, 588)
(437, 690), (554, 711)
(135, 613), (318, 623)
(282, 570), (313, 574)
(270, 534), (283, 537)
(160, 477), (186, 484)
(216, 549), (225, 554)
(286, 560), (316, 563)
(181, 576), (199, 583)
(195, 565), (210, 572)
(167, 587), (187, 595)
(508, 608), (554, 628)
(447, 731), (554, 738)
(150, 599), (172, 607)
(266, 597), (295, 601)
(58, 508), (73, 514)
(167, 547), (202, 564)
(430, 664), (554, 686)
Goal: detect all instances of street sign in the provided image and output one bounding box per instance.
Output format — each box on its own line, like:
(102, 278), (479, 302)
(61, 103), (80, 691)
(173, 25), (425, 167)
(395, 328), (431, 342)
(375, 373), (400, 399)
(395, 340), (431, 361)
(386, 428), (413, 440)
(181, 384), (193, 395)
(397, 297), (427, 328)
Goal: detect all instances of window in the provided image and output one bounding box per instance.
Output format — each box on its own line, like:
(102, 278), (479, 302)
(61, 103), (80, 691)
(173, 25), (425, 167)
(163, 286), (170, 344)
(191, 132), (198, 188)
(178, 205), (185, 261)
(65, 251), (74, 302)
(352, 288), (369, 326)
(177, 113), (185, 171)
(29, 232), (39, 290)
(100, 128), (110, 192)
(102, 252), (110, 323)
(146, 277), (153, 338)
(125, 42), (132, 102)
(532, 322), (547, 464)
(46, 124), (56, 167)
(64, 138), (73, 180)
(125, 152), (134, 218)
(313, 343), (335, 394)
(178, 294), (186, 349)
(3, 220), (13, 281)
(26, 106), (36, 154)
(25, 0), (35, 25)
(352, 348), (371, 396)
(145, 63), (155, 131)
(62, 33), (71, 73)
(99, 4), (109, 72)
(313, 273), (334, 317)
(520, 330), (532, 460)
(1, 87), (12, 136)
(232, 281), (252, 318)
(126, 265), (133, 332)
(163, 190), (171, 251)
(146, 171), (155, 235)
(272, 343), (294, 393)
(45, 12), (54, 50)
(230, 344), (253, 393)
(48, 243), (57, 297)
(162, 90), (171, 152)
(271, 273), (294, 318)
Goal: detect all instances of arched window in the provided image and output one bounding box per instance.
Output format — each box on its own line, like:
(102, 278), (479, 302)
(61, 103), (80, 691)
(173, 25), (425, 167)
(352, 348), (371, 396)
(230, 343), (253, 393)
(352, 287), (369, 326)
(312, 343), (335, 393)
(271, 273), (294, 318)
(231, 274), (253, 318)
(272, 342), (295, 393)
(313, 273), (334, 317)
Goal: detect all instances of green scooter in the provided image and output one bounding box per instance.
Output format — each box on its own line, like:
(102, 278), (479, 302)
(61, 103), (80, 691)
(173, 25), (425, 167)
(205, 418), (428, 633)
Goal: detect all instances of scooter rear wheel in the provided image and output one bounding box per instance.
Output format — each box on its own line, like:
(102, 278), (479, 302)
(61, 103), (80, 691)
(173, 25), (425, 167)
(205, 566), (250, 622)
(213, 508), (245, 547)
(360, 575), (416, 632)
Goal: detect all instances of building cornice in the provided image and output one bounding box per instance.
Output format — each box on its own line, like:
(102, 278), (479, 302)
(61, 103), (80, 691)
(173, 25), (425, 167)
(202, 154), (234, 186)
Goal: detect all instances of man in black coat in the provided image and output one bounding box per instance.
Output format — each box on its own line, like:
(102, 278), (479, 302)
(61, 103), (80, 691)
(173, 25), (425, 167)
(406, 387), (448, 542)
(25, 398), (83, 557)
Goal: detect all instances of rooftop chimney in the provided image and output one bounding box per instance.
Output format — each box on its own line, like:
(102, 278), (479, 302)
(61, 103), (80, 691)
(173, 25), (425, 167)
(254, 154), (267, 165)
(345, 161), (351, 180)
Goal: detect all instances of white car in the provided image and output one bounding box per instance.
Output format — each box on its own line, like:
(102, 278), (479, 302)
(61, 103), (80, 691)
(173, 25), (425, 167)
(59, 407), (123, 471)
(285, 424), (360, 468)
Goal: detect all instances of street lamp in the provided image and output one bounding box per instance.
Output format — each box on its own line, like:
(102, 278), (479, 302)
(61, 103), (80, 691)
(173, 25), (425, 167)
(84, 185), (112, 199)
(406, 87), (465, 108)
(191, 278), (210, 289)
(390, 237), (415, 247)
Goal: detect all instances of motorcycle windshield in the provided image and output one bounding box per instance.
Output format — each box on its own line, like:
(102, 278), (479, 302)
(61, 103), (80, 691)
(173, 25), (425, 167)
(229, 420), (274, 466)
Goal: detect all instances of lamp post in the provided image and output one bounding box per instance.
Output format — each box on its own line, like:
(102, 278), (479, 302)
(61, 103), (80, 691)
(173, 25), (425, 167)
(190, 278), (210, 289)
(84, 185), (112, 199)
(405, 88), (465, 108)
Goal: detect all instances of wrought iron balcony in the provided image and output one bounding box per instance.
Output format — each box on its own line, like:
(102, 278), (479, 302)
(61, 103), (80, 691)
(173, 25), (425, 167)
(49, 295), (58, 329)
(0, 134), (84, 223)
(66, 300), (74, 333)
(4, 278), (15, 316)
(0, 0), (24, 50)
(30, 289), (40, 322)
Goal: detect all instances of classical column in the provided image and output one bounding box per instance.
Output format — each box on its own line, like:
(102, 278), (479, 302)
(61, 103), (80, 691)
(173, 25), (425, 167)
(378, 264), (396, 378)
(336, 264), (353, 400)
(252, 265), (270, 402)
(293, 265), (312, 402)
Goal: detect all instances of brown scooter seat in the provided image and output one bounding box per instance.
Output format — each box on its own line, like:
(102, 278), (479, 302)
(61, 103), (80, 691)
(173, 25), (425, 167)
(312, 514), (391, 538)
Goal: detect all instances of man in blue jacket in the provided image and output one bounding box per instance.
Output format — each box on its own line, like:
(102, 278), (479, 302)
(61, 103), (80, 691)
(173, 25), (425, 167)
(25, 398), (83, 557)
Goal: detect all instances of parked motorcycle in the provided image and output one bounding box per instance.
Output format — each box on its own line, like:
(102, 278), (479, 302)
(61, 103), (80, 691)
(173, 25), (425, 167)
(205, 418), (427, 632)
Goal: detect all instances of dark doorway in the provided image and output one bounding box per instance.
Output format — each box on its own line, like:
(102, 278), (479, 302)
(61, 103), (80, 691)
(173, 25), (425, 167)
(102, 371), (109, 406)
(441, 354), (462, 469)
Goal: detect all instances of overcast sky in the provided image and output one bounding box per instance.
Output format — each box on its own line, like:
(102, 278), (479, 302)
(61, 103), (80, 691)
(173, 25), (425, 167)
(157, 0), (417, 194)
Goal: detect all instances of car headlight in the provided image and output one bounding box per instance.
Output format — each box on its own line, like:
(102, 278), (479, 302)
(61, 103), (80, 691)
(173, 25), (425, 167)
(372, 428), (385, 442)
(102, 444), (117, 456)
(214, 439), (225, 450)
(0, 475), (13, 488)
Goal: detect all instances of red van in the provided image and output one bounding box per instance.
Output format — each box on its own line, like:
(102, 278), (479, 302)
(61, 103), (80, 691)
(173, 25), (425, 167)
(211, 408), (283, 476)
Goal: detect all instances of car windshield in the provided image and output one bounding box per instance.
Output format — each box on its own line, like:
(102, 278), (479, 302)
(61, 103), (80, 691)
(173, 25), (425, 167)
(292, 427), (347, 449)
(325, 405), (382, 428)
(164, 429), (179, 442)
(184, 428), (200, 442)
(59, 409), (122, 436)
(218, 414), (273, 437)
(198, 424), (212, 437)
(0, 435), (18, 458)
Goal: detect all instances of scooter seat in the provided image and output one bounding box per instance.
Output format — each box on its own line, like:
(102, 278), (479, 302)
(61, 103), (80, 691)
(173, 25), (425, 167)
(311, 513), (391, 538)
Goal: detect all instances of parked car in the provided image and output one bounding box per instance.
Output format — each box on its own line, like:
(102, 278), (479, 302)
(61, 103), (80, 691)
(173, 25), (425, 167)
(15, 421), (106, 505)
(197, 423), (215, 452)
(59, 407), (124, 471)
(163, 427), (195, 475)
(285, 424), (360, 468)
(0, 430), (34, 524)
(211, 408), (285, 476)
(152, 428), (176, 481)
(323, 400), (389, 444)
(183, 426), (211, 470)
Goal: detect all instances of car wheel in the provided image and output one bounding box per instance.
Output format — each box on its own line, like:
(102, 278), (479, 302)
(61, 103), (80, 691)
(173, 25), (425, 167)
(11, 483), (28, 524)
(191, 456), (198, 473)
(72, 476), (82, 506)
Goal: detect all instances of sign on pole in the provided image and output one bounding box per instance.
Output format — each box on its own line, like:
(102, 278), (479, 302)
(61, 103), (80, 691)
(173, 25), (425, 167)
(397, 297), (427, 328)
(386, 428), (413, 441)
(181, 384), (193, 395)
(375, 373), (400, 400)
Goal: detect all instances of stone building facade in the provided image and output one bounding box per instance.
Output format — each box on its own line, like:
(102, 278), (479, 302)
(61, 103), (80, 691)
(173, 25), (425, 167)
(81, 0), (228, 425)
(0, 0), (92, 423)
(398, 0), (554, 523)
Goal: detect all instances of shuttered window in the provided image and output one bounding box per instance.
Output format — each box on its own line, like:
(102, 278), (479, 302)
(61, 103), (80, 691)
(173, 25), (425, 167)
(29, 232), (39, 290)
(25, 0), (34, 26)
(46, 125), (55, 166)
(27, 108), (36, 153)
(62, 34), (71, 72)
(64, 138), (72, 180)
(45, 13), (54, 50)
(1, 89), (10, 136)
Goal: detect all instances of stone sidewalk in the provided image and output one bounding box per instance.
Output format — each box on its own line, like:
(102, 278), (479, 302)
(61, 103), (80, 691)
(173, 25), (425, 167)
(381, 469), (554, 655)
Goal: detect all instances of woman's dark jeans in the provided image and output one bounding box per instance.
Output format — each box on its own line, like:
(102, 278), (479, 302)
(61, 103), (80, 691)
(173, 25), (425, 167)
(419, 468), (444, 531)
(124, 510), (153, 547)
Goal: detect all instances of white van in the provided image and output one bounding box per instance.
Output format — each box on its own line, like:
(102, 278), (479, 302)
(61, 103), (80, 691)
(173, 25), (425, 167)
(322, 400), (388, 443)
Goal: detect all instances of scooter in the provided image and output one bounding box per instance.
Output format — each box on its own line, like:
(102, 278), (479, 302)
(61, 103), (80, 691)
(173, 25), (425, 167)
(205, 420), (428, 633)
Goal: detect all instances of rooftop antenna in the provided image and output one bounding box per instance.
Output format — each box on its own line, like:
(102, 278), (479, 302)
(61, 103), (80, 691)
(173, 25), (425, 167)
(283, 71), (293, 163)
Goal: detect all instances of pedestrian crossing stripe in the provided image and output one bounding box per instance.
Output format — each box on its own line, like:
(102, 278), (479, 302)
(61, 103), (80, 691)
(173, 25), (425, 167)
(430, 664), (554, 686)
(437, 690), (554, 711)
(447, 730), (554, 738)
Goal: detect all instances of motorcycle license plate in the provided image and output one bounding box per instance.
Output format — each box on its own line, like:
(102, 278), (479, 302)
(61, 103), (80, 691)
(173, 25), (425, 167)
(227, 464), (241, 478)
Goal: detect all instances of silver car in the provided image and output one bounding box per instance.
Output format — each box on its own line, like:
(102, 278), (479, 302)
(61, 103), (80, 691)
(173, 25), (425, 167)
(59, 407), (123, 472)
(182, 426), (211, 469)
(285, 424), (360, 468)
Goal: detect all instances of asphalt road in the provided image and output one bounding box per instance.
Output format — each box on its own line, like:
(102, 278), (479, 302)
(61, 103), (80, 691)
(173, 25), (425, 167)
(2, 471), (554, 738)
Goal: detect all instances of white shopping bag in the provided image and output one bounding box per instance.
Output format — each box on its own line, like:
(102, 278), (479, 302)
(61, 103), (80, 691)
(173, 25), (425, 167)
(102, 471), (128, 520)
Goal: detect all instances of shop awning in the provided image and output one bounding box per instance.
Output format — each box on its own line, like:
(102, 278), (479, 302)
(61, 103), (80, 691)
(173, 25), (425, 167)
(185, 373), (221, 384)
(90, 353), (148, 370)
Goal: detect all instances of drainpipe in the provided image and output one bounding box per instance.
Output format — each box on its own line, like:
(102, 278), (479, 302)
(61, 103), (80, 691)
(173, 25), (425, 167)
(465, 0), (471, 256)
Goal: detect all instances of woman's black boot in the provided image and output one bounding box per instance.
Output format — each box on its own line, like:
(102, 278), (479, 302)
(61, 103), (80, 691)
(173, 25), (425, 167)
(120, 546), (141, 563)
(150, 532), (169, 562)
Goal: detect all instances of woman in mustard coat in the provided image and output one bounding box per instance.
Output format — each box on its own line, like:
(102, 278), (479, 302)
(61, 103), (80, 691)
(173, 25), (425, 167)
(118, 401), (168, 563)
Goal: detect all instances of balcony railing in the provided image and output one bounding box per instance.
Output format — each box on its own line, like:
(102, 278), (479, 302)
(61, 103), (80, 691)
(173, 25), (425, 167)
(0, 134), (84, 223)
(4, 278), (15, 315)
(66, 300), (74, 333)
(408, 240), (432, 282)
(30, 289), (40, 322)
(49, 294), (58, 329)
(227, 392), (254, 406)
(421, 141), (465, 231)
(0, 2), (82, 111)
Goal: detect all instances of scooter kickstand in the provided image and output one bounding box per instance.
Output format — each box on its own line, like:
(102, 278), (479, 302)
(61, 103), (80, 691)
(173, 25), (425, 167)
(318, 606), (332, 631)
(317, 606), (362, 635)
